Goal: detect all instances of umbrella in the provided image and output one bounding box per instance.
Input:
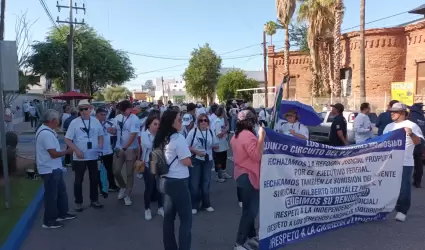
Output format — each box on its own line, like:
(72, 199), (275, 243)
(278, 100), (322, 126)
(51, 91), (93, 100)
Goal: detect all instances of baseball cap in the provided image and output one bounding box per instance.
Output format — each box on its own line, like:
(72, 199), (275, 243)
(139, 102), (149, 109)
(331, 103), (344, 112)
(388, 102), (407, 112)
(182, 113), (194, 126)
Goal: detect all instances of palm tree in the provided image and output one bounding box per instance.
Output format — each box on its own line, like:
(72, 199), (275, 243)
(265, 21), (278, 45)
(297, 0), (336, 97)
(276, 0), (296, 99)
(360, 0), (366, 101)
(333, 0), (344, 98)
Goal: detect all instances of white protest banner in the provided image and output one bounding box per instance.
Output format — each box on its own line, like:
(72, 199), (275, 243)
(259, 128), (406, 250)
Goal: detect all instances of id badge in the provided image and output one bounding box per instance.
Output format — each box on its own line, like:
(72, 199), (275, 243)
(87, 141), (92, 149)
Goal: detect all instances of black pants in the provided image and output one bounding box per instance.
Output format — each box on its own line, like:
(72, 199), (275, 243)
(30, 116), (37, 128)
(143, 169), (163, 210)
(214, 151), (228, 173)
(101, 154), (118, 189)
(24, 111), (29, 122)
(413, 153), (423, 186)
(259, 120), (268, 127)
(73, 160), (99, 204)
(64, 146), (71, 165)
(237, 187), (242, 202)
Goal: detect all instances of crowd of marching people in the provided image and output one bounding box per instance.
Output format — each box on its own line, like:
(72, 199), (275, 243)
(34, 95), (425, 250)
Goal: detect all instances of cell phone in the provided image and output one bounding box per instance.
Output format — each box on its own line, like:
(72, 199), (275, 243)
(87, 141), (92, 149)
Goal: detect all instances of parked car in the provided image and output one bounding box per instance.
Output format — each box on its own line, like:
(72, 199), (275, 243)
(308, 111), (378, 144)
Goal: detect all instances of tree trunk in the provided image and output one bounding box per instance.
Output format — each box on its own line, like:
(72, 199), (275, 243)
(284, 27), (290, 99)
(319, 42), (330, 96)
(359, 0), (366, 102)
(327, 42), (335, 95)
(333, 0), (344, 97)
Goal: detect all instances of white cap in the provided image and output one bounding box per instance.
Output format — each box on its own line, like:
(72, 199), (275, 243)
(77, 99), (91, 107)
(232, 100), (237, 104)
(182, 113), (194, 126)
(139, 102), (149, 108)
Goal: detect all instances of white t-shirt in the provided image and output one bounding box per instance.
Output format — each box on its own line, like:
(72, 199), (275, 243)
(209, 113), (217, 131)
(278, 121), (309, 139)
(36, 125), (64, 174)
(160, 106), (167, 116)
(213, 118), (228, 152)
(29, 106), (37, 117)
(259, 108), (269, 122)
(354, 113), (373, 143)
(165, 133), (191, 178)
(114, 114), (141, 150)
(140, 130), (155, 164)
(23, 102), (29, 112)
(65, 117), (104, 161)
(186, 127), (215, 161)
(383, 120), (424, 166)
(62, 113), (71, 129)
(99, 120), (114, 155)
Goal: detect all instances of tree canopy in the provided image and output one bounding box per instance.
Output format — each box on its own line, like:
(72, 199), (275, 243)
(26, 25), (135, 95)
(103, 86), (131, 102)
(216, 69), (258, 102)
(183, 44), (221, 102)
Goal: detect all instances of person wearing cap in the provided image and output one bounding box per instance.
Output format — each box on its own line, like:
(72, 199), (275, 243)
(376, 100), (399, 136)
(113, 100), (141, 206)
(230, 110), (265, 250)
(353, 102), (373, 144)
(64, 99), (105, 212)
(278, 110), (309, 140)
(383, 102), (423, 222)
(329, 103), (348, 146)
(408, 103), (425, 188)
(96, 108), (119, 192)
(181, 113), (195, 138)
(136, 102), (150, 128)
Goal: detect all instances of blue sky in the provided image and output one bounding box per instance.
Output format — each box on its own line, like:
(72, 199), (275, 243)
(5, 0), (425, 90)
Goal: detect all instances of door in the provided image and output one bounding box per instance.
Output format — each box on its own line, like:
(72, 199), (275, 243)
(417, 62), (425, 94)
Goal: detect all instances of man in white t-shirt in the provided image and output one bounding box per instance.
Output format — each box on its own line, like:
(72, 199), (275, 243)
(354, 102), (373, 143)
(36, 109), (75, 229)
(258, 105), (269, 127)
(65, 100), (105, 212)
(113, 100), (141, 206)
(61, 105), (71, 131)
(96, 108), (119, 192)
(383, 102), (423, 222)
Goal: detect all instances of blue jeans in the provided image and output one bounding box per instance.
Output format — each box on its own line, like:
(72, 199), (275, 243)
(236, 174), (258, 245)
(231, 117), (236, 131)
(189, 158), (213, 209)
(395, 166), (413, 214)
(143, 168), (163, 210)
(42, 169), (69, 224)
(162, 177), (192, 250)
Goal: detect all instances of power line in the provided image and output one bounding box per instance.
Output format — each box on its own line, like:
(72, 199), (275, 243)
(38, 0), (58, 28)
(341, 10), (409, 32)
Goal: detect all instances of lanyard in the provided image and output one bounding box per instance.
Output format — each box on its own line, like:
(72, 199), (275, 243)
(81, 117), (91, 138)
(199, 129), (208, 150)
(119, 115), (130, 136)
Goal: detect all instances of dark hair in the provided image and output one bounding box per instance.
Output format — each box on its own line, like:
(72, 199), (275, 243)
(235, 113), (256, 138)
(153, 110), (179, 149)
(187, 103), (196, 112)
(389, 100), (399, 107)
(145, 115), (160, 131)
(360, 102), (370, 111)
(216, 106), (225, 117)
(118, 100), (132, 112)
(108, 108), (116, 119)
(96, 108), (107, 114)
(63, 105), (69, 112)
(210, 104), (218, 114)
(245, 107), (258, 120)
(148, 109), (161, 119)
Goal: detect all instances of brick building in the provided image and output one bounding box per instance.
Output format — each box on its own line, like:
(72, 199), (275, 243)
(268, 18), (425, 107)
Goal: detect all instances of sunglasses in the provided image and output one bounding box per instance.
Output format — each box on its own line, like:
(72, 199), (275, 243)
(199, 119), (209, 123)
(79, 108), (89, 111)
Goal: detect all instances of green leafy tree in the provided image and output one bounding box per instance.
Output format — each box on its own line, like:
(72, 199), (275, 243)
(265, 21), (277, 44)
(216, 69), (259, 102)
(93, 91), (105, 101)
(103, 86), (131, 102)
(183, 43), (221, 102)
(26, 25), (135, 95)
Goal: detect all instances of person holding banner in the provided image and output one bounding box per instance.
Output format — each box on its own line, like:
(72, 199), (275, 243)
(383, 102), (423, 222)
(277, 110), (309, 140)
(230, 110), (266, 250)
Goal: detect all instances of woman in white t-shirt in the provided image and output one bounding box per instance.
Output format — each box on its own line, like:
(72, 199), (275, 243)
(140, 116), (162, 220)
(277, 110), (309, 140)
(212, 107), (232, 182)
(186, 113), (216, 215)
(153, 109), (192, 250)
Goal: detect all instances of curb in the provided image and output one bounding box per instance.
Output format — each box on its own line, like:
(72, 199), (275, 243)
(0, 186), (44, 250)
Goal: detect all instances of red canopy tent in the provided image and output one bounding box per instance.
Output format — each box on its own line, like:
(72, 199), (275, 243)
(51, 91), (93, 100)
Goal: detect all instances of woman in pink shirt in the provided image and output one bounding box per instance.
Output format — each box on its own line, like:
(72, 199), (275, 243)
(230, 110), (265, 250)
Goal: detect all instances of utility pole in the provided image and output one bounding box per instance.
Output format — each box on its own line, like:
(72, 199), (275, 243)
(56, 0), (85, 104)
(161, 77), (165, 103)
(263, 26), (269, 108)
(359, 0), (366, 102)
(0, 0), (5, 40)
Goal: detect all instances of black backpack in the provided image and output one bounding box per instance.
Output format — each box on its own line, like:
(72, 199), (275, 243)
(149, 137), (178, 176)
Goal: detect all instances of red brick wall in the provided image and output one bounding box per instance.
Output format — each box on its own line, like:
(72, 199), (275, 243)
(268, 20), (425, 102)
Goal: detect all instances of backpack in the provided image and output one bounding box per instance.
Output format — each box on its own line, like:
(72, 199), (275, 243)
(149, 136), (178, 176)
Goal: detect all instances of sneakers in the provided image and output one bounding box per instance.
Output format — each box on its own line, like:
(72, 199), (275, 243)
(75, 203), (83, 213)
(56, 213), (77, 222)
(42, 221), (64, 229)
(205, 207), (214, 212)
(145, 209), (152, 220)
(90, 201), (104, 209)
(238, 202), (243, 208)
(124, 196), (132, 206)
(395, 212), (406, 222)
(192, 209), (198, 215)
(118, 188), (126, 200)
(233, 243), (253, 250)
(216, 173), (226, 183)
(158, 207), (164, 217)
(221, 171), (232, 179)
